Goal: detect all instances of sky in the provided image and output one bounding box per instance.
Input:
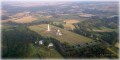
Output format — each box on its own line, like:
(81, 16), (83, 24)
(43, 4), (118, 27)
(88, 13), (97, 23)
(2, 0), (119, 2)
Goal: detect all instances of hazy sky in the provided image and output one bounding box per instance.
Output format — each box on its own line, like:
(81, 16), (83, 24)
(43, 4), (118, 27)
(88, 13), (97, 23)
(2, 0), (119, 2)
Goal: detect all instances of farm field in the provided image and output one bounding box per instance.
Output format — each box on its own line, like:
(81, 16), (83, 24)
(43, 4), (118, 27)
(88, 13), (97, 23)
(92, 26), (117, 32)
(29, 24), (95, 46)
(36, 46), (63, 58)
(13, 16), (37, 23)
(2, 16), (37, 23)
(63, 20), (79, 29)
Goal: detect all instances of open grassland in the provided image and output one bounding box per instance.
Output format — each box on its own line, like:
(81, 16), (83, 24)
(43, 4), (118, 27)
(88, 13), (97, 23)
(29, 24), (95, 46)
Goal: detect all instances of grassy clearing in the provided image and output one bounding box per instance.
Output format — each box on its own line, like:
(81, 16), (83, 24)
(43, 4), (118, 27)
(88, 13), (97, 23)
(91, 26), (117, 32)
(29, 24), (94, 46)
(36, 46), (63, 58)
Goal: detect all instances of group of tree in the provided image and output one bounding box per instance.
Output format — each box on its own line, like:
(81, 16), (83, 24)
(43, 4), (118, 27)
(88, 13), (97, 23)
(2, 26), (54, 58)
(72, 16), (118, 45)
(50, 22), (64, 28)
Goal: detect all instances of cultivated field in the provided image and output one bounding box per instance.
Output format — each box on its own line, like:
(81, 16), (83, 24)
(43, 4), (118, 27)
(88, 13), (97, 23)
(29, 24), (95, 46)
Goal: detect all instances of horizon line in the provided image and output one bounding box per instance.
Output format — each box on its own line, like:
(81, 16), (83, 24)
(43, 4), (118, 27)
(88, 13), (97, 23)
(2, 0), (119, 2)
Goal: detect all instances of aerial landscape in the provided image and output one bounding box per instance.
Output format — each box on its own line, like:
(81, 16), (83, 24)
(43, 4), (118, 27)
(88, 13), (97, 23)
(1, 0), (119, 59)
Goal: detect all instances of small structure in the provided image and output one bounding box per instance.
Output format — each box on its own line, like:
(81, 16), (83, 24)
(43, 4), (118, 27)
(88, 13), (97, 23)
(48, 43), (54, 48)
(39, 40), (43, 45)
(56, 29), (62, 36)
(35, 41), (37, 44)
(47, 24), (51, 31)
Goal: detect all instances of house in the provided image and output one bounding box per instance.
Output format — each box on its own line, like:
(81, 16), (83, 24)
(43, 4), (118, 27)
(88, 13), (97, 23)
(39, 40), (43, 45)
(35, 41), (37, 44)
(48, 43), (54, 48)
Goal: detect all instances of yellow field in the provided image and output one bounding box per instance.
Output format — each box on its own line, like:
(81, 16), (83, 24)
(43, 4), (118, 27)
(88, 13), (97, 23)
(115, 42), (119, 48)
(63, 20), (79, 29)
(12, 16), (37, 23)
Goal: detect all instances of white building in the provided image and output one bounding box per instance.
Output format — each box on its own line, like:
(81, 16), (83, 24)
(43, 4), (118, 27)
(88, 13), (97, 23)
(48, 43), (54, 48)
(35, 41), (37, 44)
(39, 40), (43, 45)
(56, 29), (62, 36)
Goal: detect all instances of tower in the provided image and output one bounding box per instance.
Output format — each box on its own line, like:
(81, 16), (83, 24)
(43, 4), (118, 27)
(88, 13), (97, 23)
(47, 24), (51, 31)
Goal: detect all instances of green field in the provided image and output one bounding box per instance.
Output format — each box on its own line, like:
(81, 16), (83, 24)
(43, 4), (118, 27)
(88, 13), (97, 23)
(92, 26), (117, 32)
(29, 24), (95, 46)
(35, 46), (63, 58)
